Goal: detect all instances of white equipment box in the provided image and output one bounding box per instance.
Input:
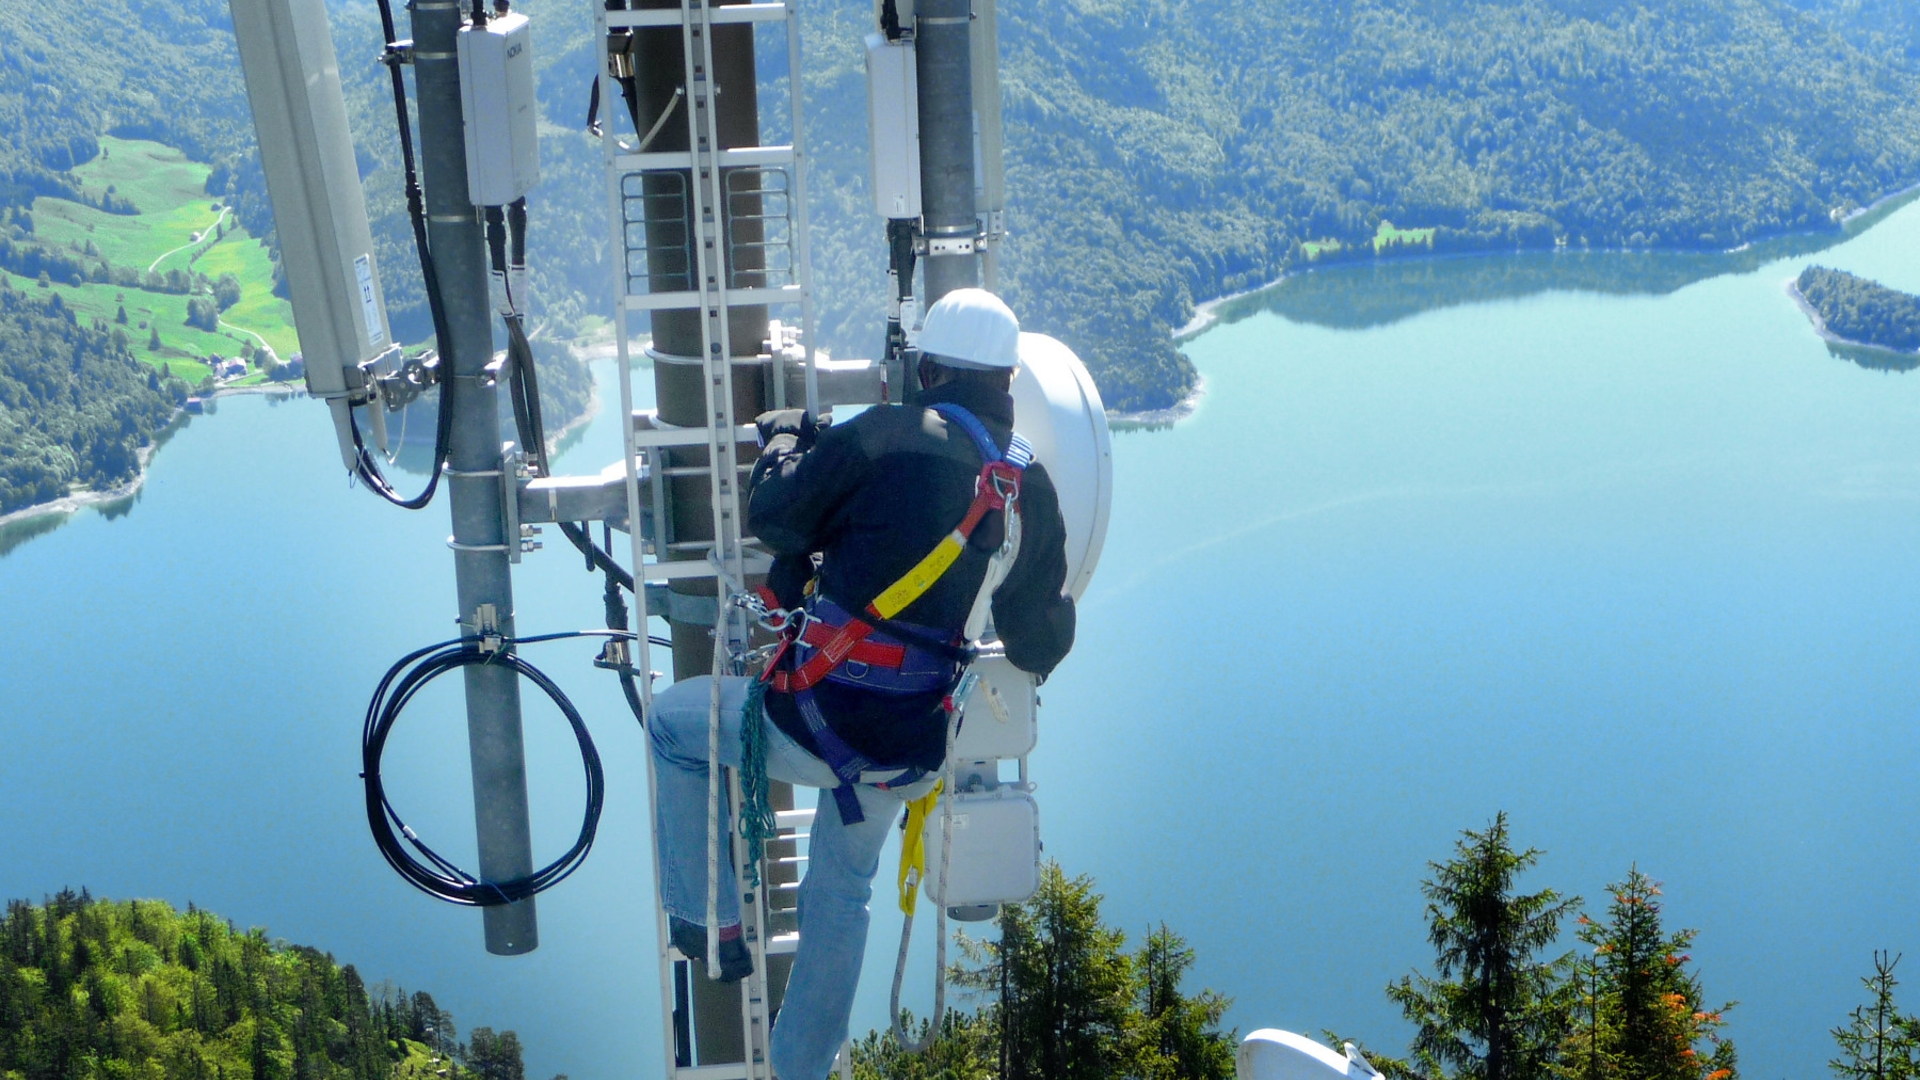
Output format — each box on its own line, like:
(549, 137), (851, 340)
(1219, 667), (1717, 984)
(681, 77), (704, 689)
(951, 653), (1036, 762)
(458, 12), (540, 207)
(865, 33), (921, 219)
(922, 787), (1040, 908)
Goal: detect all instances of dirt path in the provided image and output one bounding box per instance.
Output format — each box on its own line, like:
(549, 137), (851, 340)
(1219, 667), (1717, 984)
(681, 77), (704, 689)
(147, 205), (231, 273)
(219, 317), (270, 353)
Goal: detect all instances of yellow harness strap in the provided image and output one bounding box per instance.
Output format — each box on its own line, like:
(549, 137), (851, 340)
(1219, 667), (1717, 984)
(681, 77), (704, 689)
(869, 532), (968, 621)
(896, 779), (944, 915)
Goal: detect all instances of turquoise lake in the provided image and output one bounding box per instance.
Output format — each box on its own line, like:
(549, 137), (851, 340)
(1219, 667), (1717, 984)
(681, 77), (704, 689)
(6, 199), (1920, 1079)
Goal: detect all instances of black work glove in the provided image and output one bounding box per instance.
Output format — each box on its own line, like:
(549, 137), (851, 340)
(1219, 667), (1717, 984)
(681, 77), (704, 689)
(755, 408), (820, 450)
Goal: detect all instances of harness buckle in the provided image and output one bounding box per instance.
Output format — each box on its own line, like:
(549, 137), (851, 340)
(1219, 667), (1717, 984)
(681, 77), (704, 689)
(977, 460), (1022, 511)
(734, 588), (794, 632)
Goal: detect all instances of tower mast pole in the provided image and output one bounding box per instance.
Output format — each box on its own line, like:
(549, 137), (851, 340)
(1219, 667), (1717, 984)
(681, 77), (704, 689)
(413, 0), (540, 955)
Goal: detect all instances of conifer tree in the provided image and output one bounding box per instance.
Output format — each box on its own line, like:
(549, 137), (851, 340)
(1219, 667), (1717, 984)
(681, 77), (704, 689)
(1833, 952), (1920, 1080)
(1128, 924), (1237, 1080)
(995, 863), (1137, 1080)
(1557, 868), (1736, 1080)
(859, 862), (1235, 1080)
(1387, 814), (1579, 1080)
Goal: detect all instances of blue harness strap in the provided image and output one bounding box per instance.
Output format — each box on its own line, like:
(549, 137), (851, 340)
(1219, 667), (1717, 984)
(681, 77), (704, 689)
(792, 690), (929, 824)
(930, 402), (1032, 469)
(793, 690), (876, 824)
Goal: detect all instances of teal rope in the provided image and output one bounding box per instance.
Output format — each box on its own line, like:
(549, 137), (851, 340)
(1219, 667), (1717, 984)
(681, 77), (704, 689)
(738, 679), (776, 887)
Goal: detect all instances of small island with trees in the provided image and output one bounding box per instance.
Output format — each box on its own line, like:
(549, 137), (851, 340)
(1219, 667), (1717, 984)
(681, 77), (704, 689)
(1794, 266), (1920, 363)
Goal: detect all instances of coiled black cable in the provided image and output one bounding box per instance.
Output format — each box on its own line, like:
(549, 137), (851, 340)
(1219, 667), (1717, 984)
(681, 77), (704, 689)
(360, 630), (664, 906)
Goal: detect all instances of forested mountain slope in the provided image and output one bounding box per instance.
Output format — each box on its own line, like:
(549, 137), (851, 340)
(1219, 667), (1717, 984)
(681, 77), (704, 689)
(0, 890), (537, 1080)
(0, 286), (180, 515)
(3, 0), (1917, 416)
(796, 0), (1920, 409)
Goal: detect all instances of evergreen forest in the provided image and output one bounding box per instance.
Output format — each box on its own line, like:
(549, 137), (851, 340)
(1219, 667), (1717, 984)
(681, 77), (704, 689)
(0, 890), (540, 1080)
(7, 826), (1919, 1080)
(0, 284), (180, 515)
(1796, 266), (1920, 354)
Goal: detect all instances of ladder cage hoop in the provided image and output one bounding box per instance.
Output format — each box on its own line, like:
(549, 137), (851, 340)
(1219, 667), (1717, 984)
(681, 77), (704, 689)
(622, 171), (695, 295)
(724, 166), (795, 290)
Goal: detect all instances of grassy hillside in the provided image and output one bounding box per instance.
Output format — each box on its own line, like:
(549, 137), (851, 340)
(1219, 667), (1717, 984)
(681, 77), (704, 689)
(34, 139), (224, 270)
(32, 136), (297, 360)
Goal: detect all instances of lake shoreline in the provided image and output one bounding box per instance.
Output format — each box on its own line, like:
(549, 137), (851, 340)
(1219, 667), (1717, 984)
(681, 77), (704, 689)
(1108, 375), (1205, 427)
(1170, 182), (1920, 349)
(0, 381), (303, 529)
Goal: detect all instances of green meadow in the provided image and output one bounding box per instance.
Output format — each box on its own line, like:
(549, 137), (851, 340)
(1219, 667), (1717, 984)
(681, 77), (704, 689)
(29, 135), (298, 363)
(1372, 220), (1437, 253)
(34, 137), (223, 271)
(193, 237), (300, 359)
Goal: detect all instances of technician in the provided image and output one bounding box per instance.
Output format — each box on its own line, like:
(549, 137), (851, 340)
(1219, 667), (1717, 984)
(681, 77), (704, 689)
(646, 287), (1076, 1080)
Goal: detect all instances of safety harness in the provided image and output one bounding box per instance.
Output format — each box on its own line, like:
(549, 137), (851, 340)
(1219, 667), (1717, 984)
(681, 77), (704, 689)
(757, 402), (1032, 825)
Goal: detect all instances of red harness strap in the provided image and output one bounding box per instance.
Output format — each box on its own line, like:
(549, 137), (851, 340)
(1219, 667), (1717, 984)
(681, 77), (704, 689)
(764, 461), (1015, 694)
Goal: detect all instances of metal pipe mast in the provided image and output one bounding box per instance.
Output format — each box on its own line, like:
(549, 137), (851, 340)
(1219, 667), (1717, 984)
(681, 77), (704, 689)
(915, 0), (979, 304)
(413, 0), (539, 955)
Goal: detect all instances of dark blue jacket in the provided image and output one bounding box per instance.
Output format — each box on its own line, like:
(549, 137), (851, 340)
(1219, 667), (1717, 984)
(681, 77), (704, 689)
(747, 380), (1076, 769)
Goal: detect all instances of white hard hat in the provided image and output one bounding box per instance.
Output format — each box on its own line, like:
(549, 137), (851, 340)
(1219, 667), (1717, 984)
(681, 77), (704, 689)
(917, 288), (1020, 369)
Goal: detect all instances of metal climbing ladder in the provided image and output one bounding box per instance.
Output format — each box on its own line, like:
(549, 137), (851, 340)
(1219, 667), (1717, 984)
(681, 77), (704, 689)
(593, 0), (830, 1074)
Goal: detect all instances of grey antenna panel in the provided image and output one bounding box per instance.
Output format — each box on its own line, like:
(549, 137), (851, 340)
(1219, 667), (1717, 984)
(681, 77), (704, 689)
(230, 0), (395, 462)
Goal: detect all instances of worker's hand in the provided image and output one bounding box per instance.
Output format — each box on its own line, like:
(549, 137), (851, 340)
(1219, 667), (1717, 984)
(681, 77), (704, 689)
(755, 408), (818, 449)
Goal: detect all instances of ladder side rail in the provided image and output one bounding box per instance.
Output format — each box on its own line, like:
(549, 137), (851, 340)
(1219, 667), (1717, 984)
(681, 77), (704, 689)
(729, 759), (779, 1076)
(781, 0), (822, 415)
(677, 0), (744, 584)
(595, 6), (681, 1078)
(680, 0), (768, 1072)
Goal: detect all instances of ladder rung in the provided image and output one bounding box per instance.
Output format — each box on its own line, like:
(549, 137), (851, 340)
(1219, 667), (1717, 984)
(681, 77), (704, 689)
(774, 809), (815, 829)
(630, 418), (758, 449)
(641, 555), (773, 582)
(727, 285), (806, 306)
(764, 933), (801, 956)
(605, 2), (789, 28)
(617, 146), (795, 173)
(623, 289), (701, 311)
(671, 1065), (759, 1080)
(666, 538), (755, 552)
(624, 285), (806, 312)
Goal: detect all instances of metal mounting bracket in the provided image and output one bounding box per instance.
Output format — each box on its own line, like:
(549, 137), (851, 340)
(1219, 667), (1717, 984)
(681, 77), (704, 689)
(499, 443), (540, 563)
(465, 602), (505, 653)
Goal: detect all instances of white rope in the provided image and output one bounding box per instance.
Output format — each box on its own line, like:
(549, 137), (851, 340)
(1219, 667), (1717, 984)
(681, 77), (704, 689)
(889, 485), (1019, 1051)
(889, 697), (960, 1052)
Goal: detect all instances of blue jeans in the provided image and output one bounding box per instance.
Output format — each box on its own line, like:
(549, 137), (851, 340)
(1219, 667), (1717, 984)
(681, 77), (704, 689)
(649, 675), (934, 1080)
